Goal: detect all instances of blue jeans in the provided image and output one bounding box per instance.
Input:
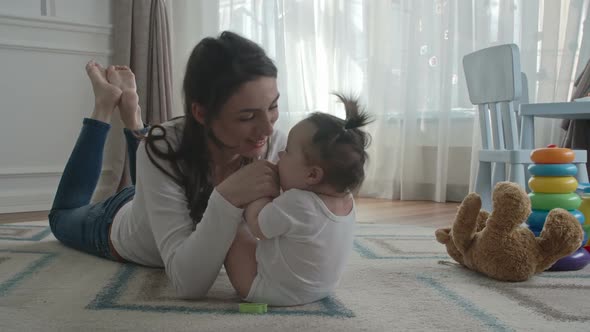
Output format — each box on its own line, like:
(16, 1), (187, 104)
(48, 118), (146, 261)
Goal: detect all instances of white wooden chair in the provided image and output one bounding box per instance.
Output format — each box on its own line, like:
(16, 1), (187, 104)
(462, 43), (588, 211)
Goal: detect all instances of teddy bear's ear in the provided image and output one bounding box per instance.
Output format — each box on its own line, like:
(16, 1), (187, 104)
(435, 228), (451, 244)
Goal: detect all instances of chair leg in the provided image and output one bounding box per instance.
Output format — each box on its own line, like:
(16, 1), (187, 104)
(524, 165), (532, 193)
(509, 163), (528, 227)
(520, 115), (534, 149)
(509, 163), (526, 191)
(476, 161), (492, 212)
(492, 162), (506, 190)
(576, 163), (589, 184)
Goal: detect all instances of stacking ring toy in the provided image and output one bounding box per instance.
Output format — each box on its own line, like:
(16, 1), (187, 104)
(547, 247), (590, 271)
(528, 164), (577, 177)
(528, 176), (578, 193)
(530, 146), (575, 164)
(527, 209), (585, 230)
(584, 224), (590, 246)
(529, 192), (582, 211)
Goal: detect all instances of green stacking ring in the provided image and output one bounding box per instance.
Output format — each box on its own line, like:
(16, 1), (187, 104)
(528, 192), (582, 211)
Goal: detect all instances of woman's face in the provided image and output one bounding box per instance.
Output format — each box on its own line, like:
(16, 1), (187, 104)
(209, 77), (280, 159)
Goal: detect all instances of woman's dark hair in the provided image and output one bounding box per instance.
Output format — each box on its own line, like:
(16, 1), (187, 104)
(304, 94), (373, 193)
(144, 31), (277, 224)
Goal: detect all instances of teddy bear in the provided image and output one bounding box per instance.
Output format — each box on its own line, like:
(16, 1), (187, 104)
(435, 181), (584, 281)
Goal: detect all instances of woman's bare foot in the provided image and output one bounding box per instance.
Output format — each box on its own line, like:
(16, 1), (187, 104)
(86, 61), (122, 124)
(106, 65), (143, 130)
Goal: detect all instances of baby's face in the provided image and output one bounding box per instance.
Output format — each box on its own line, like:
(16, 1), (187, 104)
(277, 121), (315, 191)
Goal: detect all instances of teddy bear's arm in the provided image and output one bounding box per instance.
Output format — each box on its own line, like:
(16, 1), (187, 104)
(535, 208), (584, 272)
(452, 193), (483, 254)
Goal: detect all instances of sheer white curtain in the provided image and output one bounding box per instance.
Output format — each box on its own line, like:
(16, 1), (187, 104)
(168, 0), (220, 118)
(171, 0), (589, 202)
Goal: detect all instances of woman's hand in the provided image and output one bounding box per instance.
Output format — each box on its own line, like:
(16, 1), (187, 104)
(216, 160), (280, 208)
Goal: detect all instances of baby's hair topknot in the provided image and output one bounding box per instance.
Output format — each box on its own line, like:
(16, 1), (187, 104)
(305, 93), (373, 193)
(333, 93), (372, 131)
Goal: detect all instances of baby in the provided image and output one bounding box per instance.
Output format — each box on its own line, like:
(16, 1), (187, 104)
(224, 94), (372, 306)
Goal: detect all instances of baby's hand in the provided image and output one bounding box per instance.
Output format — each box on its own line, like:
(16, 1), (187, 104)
(217, 160), (279, 208)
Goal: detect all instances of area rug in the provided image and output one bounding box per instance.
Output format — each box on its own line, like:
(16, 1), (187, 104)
(0, 221), (588, 331)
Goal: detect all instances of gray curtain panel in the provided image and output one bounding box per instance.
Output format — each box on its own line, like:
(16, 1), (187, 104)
(560, 57), (590, 177)
(113, 0), (173, 124)
(95, 0), (173, 197)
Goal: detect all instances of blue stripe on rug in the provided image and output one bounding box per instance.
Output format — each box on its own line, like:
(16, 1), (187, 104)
(0, 250), (58, 296)
(417, 275), (511, 332)
(87, 265), (354, 317)
(29, 227), (52, 241)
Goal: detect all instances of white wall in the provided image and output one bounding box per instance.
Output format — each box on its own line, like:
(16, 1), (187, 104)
(0, 0), (113, 213)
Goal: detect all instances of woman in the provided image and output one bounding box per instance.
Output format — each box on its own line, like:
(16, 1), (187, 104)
(48, 31), (286, 299)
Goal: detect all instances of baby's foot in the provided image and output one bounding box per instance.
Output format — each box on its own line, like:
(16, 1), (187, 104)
(106, 66), (143, 130)
(86, 61), (122, 124)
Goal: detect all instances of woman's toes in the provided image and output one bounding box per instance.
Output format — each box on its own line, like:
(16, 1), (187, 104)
(86, 61), (107, 85)
(106, 66), (117, 80)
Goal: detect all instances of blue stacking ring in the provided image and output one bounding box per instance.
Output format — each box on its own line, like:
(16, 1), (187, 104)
(528, 163), (577, 177)
(527, 209), (585, 229)
(528, 226), (588, 247)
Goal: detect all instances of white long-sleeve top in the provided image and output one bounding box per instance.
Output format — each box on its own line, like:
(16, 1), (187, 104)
(109, 117), (286, 299)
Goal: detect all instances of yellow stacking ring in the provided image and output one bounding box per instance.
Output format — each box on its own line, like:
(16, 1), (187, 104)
(530, 147), (575, 164)
(528, 176), (578, 193)
(529, 192), (582, 211)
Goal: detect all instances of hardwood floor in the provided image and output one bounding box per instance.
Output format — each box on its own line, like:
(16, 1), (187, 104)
(0, 199), (458, 228)
(355, 198), (457, 228)
(0, 211), (50, 224)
